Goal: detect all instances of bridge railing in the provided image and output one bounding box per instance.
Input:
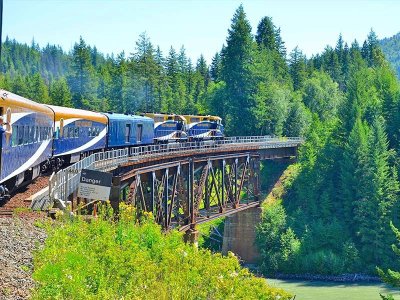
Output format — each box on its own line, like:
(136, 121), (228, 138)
(49, 136), (303, 209)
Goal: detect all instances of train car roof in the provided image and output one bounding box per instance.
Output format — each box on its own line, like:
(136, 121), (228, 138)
(103, 113), (153, 122)
(182, 115), (222, 122)
(46, 105), (107, 123)
(0, 89), (53, 115)
(142, 113), (185, 122)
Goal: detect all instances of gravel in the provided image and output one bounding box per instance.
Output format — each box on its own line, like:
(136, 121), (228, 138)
(0, 218), (47, 300)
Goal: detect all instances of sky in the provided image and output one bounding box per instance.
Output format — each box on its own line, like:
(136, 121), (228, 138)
(3, 0), (400, 63)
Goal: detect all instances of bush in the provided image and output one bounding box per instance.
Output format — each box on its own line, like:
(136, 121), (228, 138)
(32, 204), (291, 299)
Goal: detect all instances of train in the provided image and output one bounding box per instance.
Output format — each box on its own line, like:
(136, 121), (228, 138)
(0, 89), (224, 202)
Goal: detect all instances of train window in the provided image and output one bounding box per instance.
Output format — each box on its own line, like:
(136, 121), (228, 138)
(12, 125), (18, 147)
(75, 127), (79, 138)
(155, 116), (164, 123)
(30, 126), (35, 143)
(137, 124), (143, 142)
(23, 126), (29, 144)
(18, 126), (24, 145)
(125, 124), (131, 143)
(54, 127), (59, 139)
(41, 127), (45, 141)
(88, 127), (92, 137)
(21, 126), (25, 144)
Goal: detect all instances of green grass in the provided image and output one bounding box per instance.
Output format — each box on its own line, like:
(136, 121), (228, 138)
(267, 279), (400, 300)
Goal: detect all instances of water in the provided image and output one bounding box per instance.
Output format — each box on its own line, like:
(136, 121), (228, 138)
(267, 278), (400, 300)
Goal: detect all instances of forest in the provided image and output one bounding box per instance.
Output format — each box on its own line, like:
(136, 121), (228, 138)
(2, 5), (400, 277)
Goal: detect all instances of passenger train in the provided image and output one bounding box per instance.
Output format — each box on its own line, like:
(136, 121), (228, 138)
(0, 89), (224, 202)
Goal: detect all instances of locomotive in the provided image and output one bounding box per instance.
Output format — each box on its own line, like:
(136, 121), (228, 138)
(0, 90), (224, 202)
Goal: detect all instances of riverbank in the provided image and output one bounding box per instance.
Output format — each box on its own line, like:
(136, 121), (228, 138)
(273, 273), (380, 282)
(267, 279), (400, 300)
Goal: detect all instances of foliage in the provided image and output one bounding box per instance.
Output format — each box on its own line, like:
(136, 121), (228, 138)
(32, 204), (291, 300)
(380, 32), (400, 79)
(197, 217), (225, 252)
(378, 222), (400, 287)
(3, 5), (400, 278)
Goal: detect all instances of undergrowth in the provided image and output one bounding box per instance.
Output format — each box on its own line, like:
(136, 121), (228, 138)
(32, 203), (291, 299)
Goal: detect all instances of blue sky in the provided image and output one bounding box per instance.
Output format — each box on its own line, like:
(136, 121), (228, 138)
(3, 0), (400, 63)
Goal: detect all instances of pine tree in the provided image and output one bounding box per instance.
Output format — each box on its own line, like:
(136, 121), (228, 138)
(49, 77), (73, 107)
(256, 17), (277, 51)
(68, 36), (98, 108)
(132, 32), (159, 112)
(221, 5), (257, 135)
(289, 47), (307, 91)
(210, 52), (222, 82)
(165, 47), (185, 113)
(354, 118), (399, 268)
(27, 73), (50, 103)
(339, 118), (370, 235)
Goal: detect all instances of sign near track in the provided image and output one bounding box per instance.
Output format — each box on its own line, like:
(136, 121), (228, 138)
(77, 169), (112, 201)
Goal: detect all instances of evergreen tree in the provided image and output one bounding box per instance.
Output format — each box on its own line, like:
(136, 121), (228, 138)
(289, 47), (307, 91)
(49, 77), (73, 107)
(221, 5), (257, 135)
(68, 36), (98, 108)
(283, 97), (311, 137)
(132, 32), (159, 112)
(256, 17), (277, 51)
(210, 52), (222, 82)
(27, 73), (50, 103)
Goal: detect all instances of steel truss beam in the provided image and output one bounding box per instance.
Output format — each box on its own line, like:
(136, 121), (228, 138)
(126, 154), (261, 230)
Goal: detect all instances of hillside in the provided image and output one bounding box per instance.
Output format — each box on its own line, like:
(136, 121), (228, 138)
(380, 32), (400, 78)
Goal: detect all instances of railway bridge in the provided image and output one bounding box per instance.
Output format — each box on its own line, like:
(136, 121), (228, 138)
(41, 136), (303, 241)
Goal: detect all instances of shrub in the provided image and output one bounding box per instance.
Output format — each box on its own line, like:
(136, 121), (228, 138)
(32, 204), (291, 299)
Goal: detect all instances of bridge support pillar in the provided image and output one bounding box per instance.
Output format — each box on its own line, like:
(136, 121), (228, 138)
(184, 225), (199, 246)
(222, 206), (261, 263)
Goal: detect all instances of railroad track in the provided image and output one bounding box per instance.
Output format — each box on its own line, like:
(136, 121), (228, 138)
(0, 175), (50, 217)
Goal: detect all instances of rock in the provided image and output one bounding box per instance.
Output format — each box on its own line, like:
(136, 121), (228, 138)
(0, 218), (46, 300)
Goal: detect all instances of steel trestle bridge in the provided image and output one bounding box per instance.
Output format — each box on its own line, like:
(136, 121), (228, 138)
(46, 136), (303, 233)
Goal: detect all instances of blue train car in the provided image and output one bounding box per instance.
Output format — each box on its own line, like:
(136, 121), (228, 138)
(46, 105), (108, 165)
(143, 113), (187, 143)
(183, 115), (224, 140)
(104, 113), (154, 148)
(0, 90), (54, 196)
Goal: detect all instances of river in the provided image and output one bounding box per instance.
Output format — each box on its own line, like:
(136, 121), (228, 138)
(267, 279), (400, 300)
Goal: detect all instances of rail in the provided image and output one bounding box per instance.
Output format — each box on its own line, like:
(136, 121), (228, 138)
(49, 136), (303, 209)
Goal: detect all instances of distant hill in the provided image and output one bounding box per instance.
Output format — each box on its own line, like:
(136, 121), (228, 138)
(380, 32), (400, 78)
